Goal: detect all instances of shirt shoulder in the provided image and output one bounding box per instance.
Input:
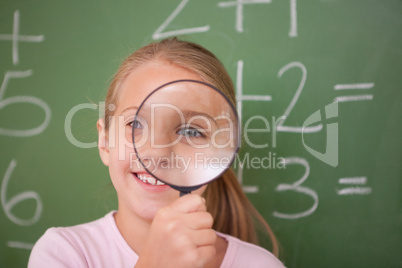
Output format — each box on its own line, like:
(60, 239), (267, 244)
(28, 226), (89, 268)
(218, 233), (286, 268)
(28, 211), (137, 268)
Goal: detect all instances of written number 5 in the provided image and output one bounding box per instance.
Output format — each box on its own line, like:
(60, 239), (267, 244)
(0, 70), (51, 137)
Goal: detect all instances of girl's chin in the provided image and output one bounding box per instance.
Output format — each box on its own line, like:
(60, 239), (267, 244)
(131, 196), (178, 221)
(135, 205), (165, 221)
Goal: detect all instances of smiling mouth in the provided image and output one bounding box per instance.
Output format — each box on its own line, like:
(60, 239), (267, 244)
(134, 173), (166, 186)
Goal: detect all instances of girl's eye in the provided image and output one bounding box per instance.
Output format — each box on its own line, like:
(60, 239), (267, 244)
(177, 127), (203, 138)
(129, 119), (143, 129)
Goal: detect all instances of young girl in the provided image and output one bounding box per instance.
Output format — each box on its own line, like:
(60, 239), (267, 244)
(28, 38), (285, 268)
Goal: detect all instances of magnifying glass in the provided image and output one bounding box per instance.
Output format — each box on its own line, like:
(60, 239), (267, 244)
(132, 80), (240, 196)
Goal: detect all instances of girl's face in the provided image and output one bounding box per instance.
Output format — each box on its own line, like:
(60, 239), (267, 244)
(98, 61), (207, 221)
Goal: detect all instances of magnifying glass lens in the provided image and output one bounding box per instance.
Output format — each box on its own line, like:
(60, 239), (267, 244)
(133, 80), (239, 191)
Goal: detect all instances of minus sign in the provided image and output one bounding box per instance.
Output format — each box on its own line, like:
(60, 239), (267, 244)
(7, 241), (34, 250)
(240, 95), (272, 101)
(336, 187), (372, 195)
(334, 83), (374, 90)
(339, 177), (367, 184)
(242, 186), (259, 193)
(334, 95), (373, 103)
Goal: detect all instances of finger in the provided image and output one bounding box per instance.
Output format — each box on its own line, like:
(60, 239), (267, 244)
(183, 211), (214, 230)
(189, 229), (217, 247)
(172, 194), (206, 213)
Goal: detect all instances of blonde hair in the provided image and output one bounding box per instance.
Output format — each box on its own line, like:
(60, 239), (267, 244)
(104, 37), (279, 256)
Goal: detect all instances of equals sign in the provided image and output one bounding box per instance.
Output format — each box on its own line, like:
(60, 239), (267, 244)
(334, 82), (374, 103)
(336, 176), (372, 195)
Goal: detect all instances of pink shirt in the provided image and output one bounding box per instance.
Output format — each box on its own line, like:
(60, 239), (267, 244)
(28, 211), (285, 268)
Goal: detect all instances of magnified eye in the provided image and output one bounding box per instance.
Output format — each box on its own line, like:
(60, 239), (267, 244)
(177, 127), (204, 138)
(129, 119), (143, 129)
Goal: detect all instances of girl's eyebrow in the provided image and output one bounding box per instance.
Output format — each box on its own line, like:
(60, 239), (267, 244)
(181, 110), (216, 123)
(181, 110), (220, 129)
(119, 106), (139, 114)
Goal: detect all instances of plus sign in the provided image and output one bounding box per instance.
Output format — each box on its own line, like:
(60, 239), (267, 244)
(0, 10), (44, 66)
(235, 60), (272, 193)
(218, 0), (272, 32)
(235, 60), (272, 131)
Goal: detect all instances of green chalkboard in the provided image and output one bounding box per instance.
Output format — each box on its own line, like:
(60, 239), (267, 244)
(1, 0), (401, 267)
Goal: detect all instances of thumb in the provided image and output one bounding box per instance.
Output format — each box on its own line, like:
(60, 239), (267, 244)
(171, 194), (206, 213)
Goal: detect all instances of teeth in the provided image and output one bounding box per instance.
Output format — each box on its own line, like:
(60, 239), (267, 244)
(137, 174), (165, 186)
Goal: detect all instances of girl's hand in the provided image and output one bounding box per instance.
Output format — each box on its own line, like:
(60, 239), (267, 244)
(135, 194), (217, 268)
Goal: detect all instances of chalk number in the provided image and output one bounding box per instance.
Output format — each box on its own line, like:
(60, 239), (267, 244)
(1, 159), (43, 226)
(273, 157), (318, 219)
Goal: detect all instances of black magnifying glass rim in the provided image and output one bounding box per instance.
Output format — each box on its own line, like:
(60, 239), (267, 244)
(132, 79), (241, 193)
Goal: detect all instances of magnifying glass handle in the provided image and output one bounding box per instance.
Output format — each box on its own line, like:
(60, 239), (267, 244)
(180, 191), (191, 197)
(175, 185), (201, 197)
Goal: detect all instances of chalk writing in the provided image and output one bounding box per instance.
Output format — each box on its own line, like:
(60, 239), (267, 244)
(6, 241), (34, 250)
(289, 0), (298, 37)
(0, 10), (44, 66)
(336, 176), (372, 195)
(273, 157), (318, 219)
(235, 60), (272, 193)
(218, 0), (272, 33)
(0, 11), (48, 253)
(334, 83), (374, 103)
(277, 62), (322, 133)
(0, 70), (51, 137)
(1, 159), (43, 226)
(153, 0), (210, 40)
